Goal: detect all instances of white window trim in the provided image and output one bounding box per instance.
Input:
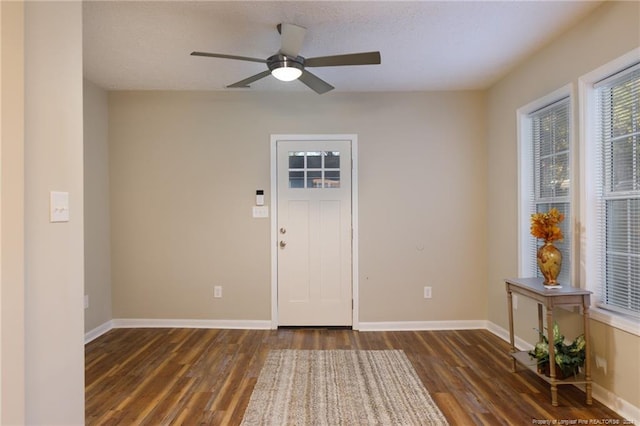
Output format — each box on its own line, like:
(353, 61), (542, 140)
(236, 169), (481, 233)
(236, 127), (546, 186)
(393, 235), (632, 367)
(516, 84), (575, 281)
(578, 47), (640, 337)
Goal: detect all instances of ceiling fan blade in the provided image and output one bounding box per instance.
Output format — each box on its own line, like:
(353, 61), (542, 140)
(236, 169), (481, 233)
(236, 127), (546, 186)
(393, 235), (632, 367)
(305, 51), (381, 67)
(226, 70), (272, 88)
(191, 51), (266, 64)
(278, 23), (306, 57)
(298, 70), (334, 94)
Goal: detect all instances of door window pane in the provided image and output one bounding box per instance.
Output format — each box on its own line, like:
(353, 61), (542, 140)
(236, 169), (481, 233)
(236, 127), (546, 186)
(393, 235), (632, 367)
(325, 152), (340, 168)
(307, 171), (322, 188)
(324, 170), (341, 188)
(289, 171), (304, 188)
(289, 152), (305, 169)
(307, 152), (322, 169)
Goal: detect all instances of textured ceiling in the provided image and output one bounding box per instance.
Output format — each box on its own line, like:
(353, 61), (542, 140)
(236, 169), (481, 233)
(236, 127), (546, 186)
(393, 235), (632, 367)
(83, 1), (602, 93)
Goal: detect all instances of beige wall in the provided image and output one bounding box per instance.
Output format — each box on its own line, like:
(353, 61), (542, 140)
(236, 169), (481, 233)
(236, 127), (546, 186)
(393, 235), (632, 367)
(486, 0), (639, 411)
(108, 91), (488, 323)
(24, 2), (85, 423)
(84, 79), (113, 332)
(1, 1), (25, 423)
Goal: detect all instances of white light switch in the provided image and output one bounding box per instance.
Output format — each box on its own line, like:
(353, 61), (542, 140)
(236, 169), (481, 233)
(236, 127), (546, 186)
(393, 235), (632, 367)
(252, 206), (269, 218)
(50, 191), (70, 222)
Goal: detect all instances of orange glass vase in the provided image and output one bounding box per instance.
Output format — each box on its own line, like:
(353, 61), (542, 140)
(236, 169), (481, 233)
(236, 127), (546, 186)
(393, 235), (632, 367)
(537, 242), (562, 285)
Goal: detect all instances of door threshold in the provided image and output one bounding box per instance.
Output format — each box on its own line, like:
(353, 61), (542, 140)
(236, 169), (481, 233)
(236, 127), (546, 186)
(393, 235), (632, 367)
(277, 325), (353, 331)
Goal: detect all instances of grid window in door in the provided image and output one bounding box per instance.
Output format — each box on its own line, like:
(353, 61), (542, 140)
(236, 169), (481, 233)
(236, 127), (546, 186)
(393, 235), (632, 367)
(288, 151), (341, 188)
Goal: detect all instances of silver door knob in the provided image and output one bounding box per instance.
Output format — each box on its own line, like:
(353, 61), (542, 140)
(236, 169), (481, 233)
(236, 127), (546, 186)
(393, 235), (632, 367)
(279, 240), (287, 248)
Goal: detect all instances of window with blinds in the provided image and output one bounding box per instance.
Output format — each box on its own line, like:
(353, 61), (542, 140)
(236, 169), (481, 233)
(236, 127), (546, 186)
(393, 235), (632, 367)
(595, 64), (640, 318)
(526, 97), (572, 283)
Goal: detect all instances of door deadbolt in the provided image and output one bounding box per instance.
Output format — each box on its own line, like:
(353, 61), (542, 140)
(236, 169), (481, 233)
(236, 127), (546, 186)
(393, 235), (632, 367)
(280, 227), (287, 234)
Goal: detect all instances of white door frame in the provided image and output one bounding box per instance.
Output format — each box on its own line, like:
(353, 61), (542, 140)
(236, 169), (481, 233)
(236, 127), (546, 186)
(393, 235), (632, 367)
(270, 134), (359, 329)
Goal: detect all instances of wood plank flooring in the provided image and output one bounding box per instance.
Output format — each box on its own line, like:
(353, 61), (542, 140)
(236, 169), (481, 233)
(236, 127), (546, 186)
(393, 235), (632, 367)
(85, 328), (625, 425)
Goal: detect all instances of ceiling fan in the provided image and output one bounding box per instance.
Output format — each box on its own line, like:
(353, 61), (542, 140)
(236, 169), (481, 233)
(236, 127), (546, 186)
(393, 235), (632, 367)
(191, 23), (381, 94)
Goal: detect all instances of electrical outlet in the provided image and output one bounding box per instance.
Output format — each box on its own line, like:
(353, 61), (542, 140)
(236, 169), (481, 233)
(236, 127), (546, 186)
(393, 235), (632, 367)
(214, 286), (222, 298)
(595, 356), (608, 374)
(84, 295), (89, 309)
(423, 286), (432, 299)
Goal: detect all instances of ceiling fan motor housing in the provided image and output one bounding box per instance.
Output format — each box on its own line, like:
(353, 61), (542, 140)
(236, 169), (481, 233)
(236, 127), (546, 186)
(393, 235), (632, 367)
(267, 54), (304, 73)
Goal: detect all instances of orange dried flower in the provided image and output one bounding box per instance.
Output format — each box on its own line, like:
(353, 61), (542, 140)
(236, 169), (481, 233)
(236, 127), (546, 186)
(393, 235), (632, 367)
(530, 208), (564, 243)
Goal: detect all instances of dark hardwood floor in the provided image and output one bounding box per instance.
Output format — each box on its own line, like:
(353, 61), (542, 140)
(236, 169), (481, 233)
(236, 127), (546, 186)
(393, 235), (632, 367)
(85, 328), (625, 425)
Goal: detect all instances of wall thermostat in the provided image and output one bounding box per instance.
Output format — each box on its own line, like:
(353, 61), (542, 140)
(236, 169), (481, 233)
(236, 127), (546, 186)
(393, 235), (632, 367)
(256, 190), (264, 206)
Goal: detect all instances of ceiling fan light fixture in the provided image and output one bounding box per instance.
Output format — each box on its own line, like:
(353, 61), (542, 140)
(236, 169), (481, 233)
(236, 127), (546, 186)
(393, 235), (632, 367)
(271, 66), (303, 82)
(268, 54), (304, 82)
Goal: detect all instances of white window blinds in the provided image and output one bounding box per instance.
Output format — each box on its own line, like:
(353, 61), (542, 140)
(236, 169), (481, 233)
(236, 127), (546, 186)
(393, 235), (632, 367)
(526, 97), (572, 283)
(595, 64), (640, 317)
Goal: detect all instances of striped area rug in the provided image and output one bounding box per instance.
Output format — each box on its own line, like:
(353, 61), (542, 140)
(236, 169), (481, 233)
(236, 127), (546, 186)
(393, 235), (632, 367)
(241, 349), (449, 425)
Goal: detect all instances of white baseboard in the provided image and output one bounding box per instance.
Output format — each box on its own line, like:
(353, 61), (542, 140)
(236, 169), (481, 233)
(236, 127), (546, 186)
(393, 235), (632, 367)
(590, 382), (640, 424)
(111, 318), (273, 330)
(485, 321), (534, 350)
(358, 319), (489, 331)
(84, 320), (114, 344)
(84, 318), (273, 344)
(568, 381), (640, 423)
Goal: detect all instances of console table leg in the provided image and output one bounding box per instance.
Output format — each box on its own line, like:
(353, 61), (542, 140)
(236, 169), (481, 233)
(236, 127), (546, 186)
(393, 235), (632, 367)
(551, 384), (559, 407)
(546, 307), (559, 407)
(537, 304), (543, 339)
(584, 303), (593, 405)
(506, 288), (517, 372)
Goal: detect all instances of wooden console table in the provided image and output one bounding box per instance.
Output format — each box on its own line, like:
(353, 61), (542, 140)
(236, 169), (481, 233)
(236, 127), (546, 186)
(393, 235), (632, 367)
(505, 277), (592, 406)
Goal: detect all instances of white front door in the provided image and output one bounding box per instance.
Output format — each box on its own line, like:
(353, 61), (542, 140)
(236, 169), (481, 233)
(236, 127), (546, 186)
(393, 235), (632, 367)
(275, 138), (353, 326)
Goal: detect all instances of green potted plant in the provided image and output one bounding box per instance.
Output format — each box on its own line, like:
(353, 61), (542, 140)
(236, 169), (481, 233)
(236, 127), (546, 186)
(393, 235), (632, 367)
(528, 322), (586, 379)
